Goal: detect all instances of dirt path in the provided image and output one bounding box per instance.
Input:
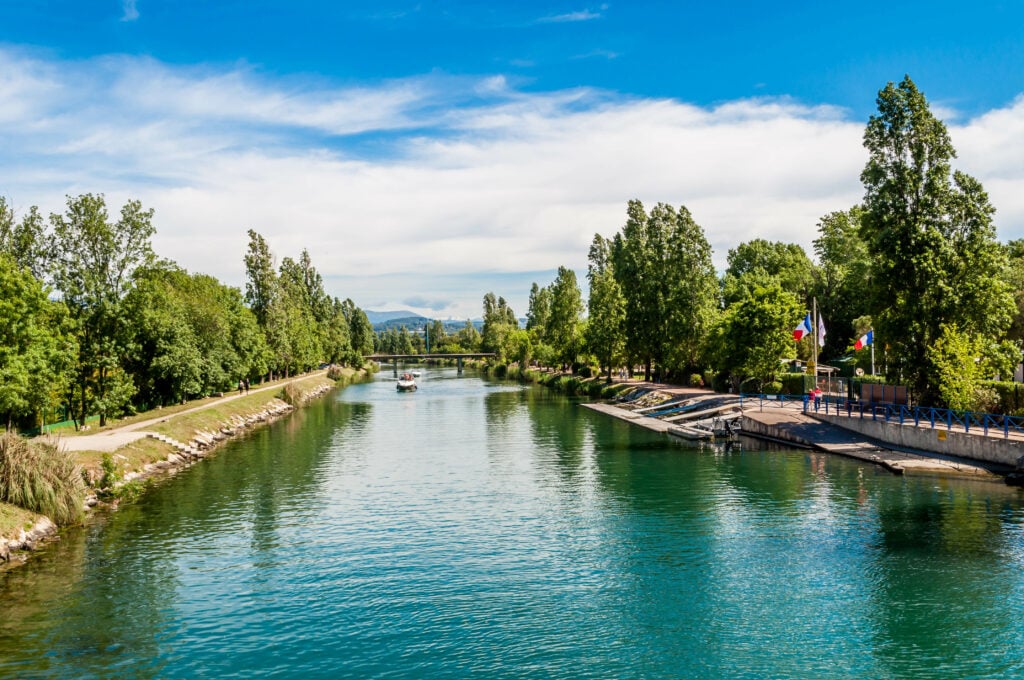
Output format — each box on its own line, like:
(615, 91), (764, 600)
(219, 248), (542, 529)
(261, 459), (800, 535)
(42, 372), (326, 452)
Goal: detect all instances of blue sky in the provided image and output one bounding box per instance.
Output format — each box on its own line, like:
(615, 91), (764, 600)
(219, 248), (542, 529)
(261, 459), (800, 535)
(3, 1), (1024, 318)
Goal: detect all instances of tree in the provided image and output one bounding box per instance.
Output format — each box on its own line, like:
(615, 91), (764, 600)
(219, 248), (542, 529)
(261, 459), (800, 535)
(722, 239), (815, 306)
(547, 267), (583, 366)
(812, 208), (872, 360)
(860, 76), (1015, 403)
(662, 206), (719, 374)
(345, 302), (375, 360)
(708, 276), (801, 392)
(0, 255), (69, 428)
(456, 320), (481, 352)
(0, 200), (48, 280)
(611, 200), (719, 380)
(585, 235), (625, 381)
(612, 200), (662, 380)
(244, 229), (276, 328)
(526, 283), (551, 341)
(49, 194), (154, 427)
(481, 293), (517, 359)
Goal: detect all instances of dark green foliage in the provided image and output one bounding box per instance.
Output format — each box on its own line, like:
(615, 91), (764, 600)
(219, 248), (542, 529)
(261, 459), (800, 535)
(860, 76), (1014, 403)
(0, 433), (85, 526)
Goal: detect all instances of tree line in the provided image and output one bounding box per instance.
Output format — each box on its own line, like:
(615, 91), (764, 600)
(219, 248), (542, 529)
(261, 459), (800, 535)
(0, 199), (373, 430)
(477, 76), (1024, 412)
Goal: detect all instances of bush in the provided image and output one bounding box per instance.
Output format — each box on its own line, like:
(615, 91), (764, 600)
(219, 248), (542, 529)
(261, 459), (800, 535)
(326, 365), (344, 381)
(280, 383), (302, 406)
(780, 373), (813, 396)
(576, 364), (594, 378)
(688, 373), (704, 388)
(0, 432), (86, 526)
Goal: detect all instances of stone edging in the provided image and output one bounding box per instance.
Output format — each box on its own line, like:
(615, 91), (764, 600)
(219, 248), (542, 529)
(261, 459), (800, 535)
(1, 381), (337, 566)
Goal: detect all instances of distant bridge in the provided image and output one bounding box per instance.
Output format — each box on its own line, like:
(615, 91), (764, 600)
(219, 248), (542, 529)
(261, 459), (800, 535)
(367, 353), (496, 375)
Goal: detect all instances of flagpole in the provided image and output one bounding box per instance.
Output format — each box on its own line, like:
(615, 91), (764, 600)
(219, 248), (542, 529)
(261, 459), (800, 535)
(812, 297), (818, 392)
(871, 337), (875, 376)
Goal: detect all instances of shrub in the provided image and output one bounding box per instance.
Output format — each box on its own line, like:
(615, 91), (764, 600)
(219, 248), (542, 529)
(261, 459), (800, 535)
(576, 364), (594, 378)
(0, 432), (86, 526)
(280, 383), (303, 406)
(688, 373), (704, 388)
(326, 365), (345, 381)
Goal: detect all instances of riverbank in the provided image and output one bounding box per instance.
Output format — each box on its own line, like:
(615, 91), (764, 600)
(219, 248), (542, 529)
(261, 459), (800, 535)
(514, 367), (1007, 480)
(0, 368), (369, 566)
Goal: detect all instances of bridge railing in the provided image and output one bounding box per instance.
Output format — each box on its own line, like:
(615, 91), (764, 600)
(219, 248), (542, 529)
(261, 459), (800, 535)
(808, 398), (1024, 439)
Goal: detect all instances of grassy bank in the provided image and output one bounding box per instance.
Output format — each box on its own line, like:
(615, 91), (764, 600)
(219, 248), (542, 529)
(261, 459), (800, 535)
(1, 367), (368, 545)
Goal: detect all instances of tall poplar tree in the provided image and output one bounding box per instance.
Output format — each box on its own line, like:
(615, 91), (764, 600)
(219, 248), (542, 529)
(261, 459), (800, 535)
(860, 76), (1014, 403)
(585, 235), (625, 382)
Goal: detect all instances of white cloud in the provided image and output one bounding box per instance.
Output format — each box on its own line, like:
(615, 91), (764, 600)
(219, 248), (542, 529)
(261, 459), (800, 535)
(121, 0), (139, 22)
(537, 10), (603, 23)
(1, 48), (1023, 319)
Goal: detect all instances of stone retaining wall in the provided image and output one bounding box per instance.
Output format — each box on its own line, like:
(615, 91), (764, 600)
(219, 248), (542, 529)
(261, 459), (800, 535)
(814, 413), (1024, 467)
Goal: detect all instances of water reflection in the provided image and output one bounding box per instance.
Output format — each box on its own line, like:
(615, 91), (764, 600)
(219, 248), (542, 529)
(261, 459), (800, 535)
(4, 375), (1024, 678)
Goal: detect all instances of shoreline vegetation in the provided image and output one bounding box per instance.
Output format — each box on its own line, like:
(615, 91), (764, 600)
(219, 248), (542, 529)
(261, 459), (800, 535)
(0, 367), (370, 566)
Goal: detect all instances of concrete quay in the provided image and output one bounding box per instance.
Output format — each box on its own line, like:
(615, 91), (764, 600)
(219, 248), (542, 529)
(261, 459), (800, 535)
(582, 390), (1003, 479)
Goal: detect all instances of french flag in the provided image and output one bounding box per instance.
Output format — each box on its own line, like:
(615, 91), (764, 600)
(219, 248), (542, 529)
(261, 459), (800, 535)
(854, 330), (874, 350)
(793, 313), (812, 341)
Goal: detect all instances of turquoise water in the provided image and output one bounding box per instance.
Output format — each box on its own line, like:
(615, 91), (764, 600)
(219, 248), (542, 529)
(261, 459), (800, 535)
(3, 368), (1024, 678)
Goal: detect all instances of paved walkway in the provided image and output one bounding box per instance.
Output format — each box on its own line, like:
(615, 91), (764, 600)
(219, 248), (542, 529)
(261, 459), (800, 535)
(41, 372), (326, 453)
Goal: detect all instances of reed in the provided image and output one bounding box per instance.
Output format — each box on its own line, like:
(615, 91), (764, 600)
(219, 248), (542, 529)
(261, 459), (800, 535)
(0, 432), (86, 526)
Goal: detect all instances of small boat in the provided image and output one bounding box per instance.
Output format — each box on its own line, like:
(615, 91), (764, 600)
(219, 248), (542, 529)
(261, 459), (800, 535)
(411, 371), (421, 378)
(397, 373), (417, 392)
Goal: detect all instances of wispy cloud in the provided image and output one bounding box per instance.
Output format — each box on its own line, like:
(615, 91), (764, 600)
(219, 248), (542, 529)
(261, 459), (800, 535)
(121, 0), (139, 22)
(2, 47), (1023, 318)
(537, 9), (602, 24)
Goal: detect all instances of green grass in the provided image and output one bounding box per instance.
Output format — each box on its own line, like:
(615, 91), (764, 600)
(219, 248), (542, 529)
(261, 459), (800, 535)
(0, 433), (86, 526)
(0, 501), (38, 541)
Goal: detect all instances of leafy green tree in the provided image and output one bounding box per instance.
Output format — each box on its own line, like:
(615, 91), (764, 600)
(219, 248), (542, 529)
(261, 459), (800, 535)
(526, 283), (551, 341)
(323, 298), (354, 364)
(708, 276), (801, 392)
(244, 229), (276, 328)
(49, 194), (154, 427)
(345, 302), (375, 360)
(0, 255), (69, 428)
(456, 319), (481, 352)
(812, 208), (872, 359)
(426, 319), (447, 353)
(122, 263), (204, 405)
(547, 267), (583, 366)
(662, 206), (719, 374)
(860, 76), (1015, 403)
(505, 328), (533, 366)
(0, 200), (48, 280)
(723, 238), (815, 306)
(481, 293), (517, 359)
(585, 235), (625, 381)
(612, 200), (663, 380)
(926, 324), (1018, 411)
(611, 200), (719, 380)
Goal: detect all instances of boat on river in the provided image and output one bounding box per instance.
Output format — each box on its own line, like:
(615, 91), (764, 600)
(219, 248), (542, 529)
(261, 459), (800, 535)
(397, 373), (417, 392)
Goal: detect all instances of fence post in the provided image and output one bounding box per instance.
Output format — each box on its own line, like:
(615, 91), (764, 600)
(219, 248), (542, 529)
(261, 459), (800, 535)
(1006, 416), (1010, 439)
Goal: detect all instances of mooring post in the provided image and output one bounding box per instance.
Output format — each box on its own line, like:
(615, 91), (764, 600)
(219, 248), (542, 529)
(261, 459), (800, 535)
(393, 361), (398, 378)
(457, 357), (464, 374)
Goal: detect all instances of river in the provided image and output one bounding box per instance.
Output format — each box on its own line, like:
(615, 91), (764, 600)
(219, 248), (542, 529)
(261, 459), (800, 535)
(2, 367), (1024, 678)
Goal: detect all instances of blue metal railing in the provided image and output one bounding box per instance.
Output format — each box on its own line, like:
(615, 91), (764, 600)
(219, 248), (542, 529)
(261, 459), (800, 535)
(800, 397), (1024, 439)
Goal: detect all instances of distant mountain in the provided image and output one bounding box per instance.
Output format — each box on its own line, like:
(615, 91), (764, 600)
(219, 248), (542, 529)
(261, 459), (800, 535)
(374, 315), (430, 332)
(364, 310), (423, 324)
